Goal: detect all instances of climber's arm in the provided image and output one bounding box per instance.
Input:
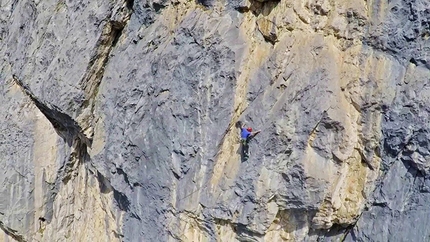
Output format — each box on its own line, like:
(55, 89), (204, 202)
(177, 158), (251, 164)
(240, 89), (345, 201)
(250, 130), (261, 138)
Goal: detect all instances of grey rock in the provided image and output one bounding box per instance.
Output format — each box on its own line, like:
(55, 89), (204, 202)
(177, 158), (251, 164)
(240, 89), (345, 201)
(346, 63), (430, 241)
(365, 0), (430, 67)
(1, 0), (430, 241)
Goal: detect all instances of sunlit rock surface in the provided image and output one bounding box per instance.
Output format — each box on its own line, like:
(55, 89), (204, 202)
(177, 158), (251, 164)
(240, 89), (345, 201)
(1, 0), (429, 241)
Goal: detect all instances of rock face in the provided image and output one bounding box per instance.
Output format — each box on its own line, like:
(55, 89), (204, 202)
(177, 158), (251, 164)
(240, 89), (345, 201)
(0, 0), (430, 241)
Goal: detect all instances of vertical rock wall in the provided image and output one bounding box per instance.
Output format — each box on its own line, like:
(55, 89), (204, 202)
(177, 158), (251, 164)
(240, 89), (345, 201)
(0, 0), (429, 241)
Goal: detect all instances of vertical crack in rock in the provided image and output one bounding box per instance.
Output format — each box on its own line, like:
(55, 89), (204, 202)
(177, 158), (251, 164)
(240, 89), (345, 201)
(340, 209), (364, 241)
(81, 21), (125, 104)
(78, 1), (132, 140)
(126, 0), (134, 10)
(78, 21), (127, 139)
(61, 138), (89, 184)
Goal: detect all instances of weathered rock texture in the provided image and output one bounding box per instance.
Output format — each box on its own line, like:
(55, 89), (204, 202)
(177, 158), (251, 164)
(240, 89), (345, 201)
(0, 0), (429, 241)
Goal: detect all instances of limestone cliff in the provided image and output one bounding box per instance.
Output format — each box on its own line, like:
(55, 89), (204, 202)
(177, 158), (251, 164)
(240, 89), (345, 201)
(1, 0), (429, 241)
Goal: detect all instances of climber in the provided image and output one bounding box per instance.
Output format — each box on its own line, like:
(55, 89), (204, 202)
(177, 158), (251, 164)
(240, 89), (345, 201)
(240, 125), (260, 143)
(239, 122), (261, 160)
